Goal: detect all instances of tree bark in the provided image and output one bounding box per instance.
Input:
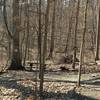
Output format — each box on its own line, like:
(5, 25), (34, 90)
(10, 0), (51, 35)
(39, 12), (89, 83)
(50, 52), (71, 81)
(48, 0), (56, 59)
(65, 0), (75, 55)
(9, 0), (24, 70)
(95, 1), (100, 61)
(77, 0), (88, 87)
(40, 0), (50, 99)
(72, 0), (80, 69)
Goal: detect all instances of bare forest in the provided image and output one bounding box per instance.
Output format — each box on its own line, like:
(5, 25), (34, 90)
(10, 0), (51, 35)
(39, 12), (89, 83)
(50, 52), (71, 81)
(0, 0), (100, 100)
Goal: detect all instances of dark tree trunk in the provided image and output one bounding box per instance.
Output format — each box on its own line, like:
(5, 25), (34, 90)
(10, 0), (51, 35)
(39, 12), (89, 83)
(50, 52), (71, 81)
(8, 0), (24, 70)
(48, 0), (56, 59)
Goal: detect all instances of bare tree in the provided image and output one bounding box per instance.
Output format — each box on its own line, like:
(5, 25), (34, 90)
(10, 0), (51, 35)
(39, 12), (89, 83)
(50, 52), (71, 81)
(65, 0), (75, 55)
(9, 0), (24, 70)
(72, 0), (80, 69)
(95, 0), (100, 61)
(23, 1), (30, 66)
(77, 0), (88, 87)
(48, 0), (56, 59)
(38, 0), (43, 98)
(39, 0), (50, 99)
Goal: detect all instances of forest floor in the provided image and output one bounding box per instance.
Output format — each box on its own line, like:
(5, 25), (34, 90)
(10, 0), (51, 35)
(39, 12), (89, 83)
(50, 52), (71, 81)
(0, 63), (100, 100)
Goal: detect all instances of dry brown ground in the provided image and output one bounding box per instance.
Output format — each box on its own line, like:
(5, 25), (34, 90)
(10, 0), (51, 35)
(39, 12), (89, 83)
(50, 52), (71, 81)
(0, 63), (100, 100)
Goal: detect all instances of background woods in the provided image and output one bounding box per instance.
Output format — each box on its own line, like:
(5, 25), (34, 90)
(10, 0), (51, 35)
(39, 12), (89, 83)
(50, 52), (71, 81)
(0, 0), (100, 99)
(0, 0), (99, 65)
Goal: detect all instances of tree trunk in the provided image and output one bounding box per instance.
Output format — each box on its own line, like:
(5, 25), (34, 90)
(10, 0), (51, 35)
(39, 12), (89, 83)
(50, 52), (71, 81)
(23, 2), (30, 67)
(48, 0), (56, 59)
(38, 0), (43, 98)
(65, 0), (75, 55)
(39, 0), (50, 98)
(77, 0), (88, 87)
(72, 0), (80, 69)
(95, 1), (100, 61)
(9, 0), (24, 70)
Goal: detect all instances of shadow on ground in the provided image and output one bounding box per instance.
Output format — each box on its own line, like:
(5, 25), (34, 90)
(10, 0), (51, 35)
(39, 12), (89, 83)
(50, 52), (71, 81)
(0, 77), (34, 100)
(43, 91), (99, 100)
(45, 77), (100, 86)
(0, 76), (99, 100)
